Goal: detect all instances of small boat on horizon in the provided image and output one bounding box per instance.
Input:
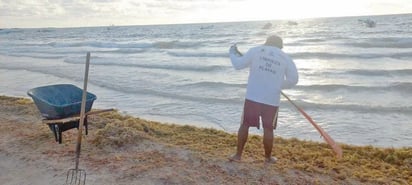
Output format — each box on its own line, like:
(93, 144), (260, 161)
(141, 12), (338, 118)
(287, 21), (298, 26)
(358, 18), (376, 28)
(262, 22), (272, 29)
(200, 25), (214, 30)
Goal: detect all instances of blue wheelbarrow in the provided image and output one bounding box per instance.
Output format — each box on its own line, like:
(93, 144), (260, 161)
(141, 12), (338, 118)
(28, 84), (96, 144)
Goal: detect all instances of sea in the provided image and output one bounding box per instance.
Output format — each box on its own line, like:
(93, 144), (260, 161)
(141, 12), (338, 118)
(1, 14), (411, 148)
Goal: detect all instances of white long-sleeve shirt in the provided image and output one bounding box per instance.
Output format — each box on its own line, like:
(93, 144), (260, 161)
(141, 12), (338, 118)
(230, 45), (298, 106)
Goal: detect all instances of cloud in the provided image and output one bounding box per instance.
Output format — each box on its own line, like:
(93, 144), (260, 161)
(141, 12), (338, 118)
(0, 0), (65, 17)
(0, 0), (410, 28)
(366, 0), (412, 14)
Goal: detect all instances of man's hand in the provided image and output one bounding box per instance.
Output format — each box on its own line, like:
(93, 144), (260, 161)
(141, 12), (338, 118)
(229, 44), (242, 56)
(229, 44), (237, 53)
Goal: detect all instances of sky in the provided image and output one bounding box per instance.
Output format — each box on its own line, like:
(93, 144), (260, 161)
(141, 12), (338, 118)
(0, 0), (411, 28)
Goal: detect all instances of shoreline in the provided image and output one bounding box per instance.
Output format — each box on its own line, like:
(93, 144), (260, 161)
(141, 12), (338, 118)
(0, 95), (411, 185)
(2, 92), (408, 149)
(1, 53), (411, 148)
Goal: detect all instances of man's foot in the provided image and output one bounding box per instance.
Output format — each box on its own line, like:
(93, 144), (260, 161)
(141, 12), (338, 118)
(265, 156), (277, 164)
(228, 154), (241, 162)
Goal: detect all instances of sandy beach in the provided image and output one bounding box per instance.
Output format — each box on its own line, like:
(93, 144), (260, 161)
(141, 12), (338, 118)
(0, 95), (411, 185)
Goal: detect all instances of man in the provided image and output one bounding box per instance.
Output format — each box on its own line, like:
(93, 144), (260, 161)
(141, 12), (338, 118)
(228, 35), (298, 163)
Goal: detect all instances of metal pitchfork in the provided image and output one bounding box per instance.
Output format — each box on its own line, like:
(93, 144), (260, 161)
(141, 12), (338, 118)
(65, 52), (91, 185)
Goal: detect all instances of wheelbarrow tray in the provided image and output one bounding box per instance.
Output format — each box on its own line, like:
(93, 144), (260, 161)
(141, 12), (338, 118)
(27, 84), (97, 119)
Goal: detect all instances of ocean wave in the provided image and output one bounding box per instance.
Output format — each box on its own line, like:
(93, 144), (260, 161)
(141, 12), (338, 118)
(91, 80), (244, 105)
(46, 40), (201, 50)
(0, 65), (241, 105)
(36, 29), (55, 33)
(296, 83), (412, 93)
(6, 53), (63, 59)
(203, 33), (238, 38)
(346, 37), (412, 48)
(0, 28), (24, 34)
(0, 48), (88, 59)
(94, 48), (147, 54)
(167, 51), (227, 58)
(3, 64), (410, 115)
(290, 52), (372, 59)
(389, 82), (412, 93)
(285, 99), (412, 114)
(296, 84), (359, 91)
(290, 51), (412, 60)
(180, 82), (246, 89)
(302, 69), (412, 77)
(152, 40), (201, 49)
(63, 57), (228, 72)
(182, 82), (412, 94)
(295, 38), (328, 43)
(47, 41), (152, 49)
(345, 69), (412, 76)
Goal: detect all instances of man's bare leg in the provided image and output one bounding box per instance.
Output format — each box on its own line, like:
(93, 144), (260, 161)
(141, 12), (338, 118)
(263, 126), (276, 163)
(229, 123), (249, 161)
(263, 127), (273, 158)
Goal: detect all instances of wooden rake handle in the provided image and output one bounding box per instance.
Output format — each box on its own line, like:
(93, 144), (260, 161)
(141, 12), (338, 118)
(281, 91), (343, 159)
(74, 52), (91, 170)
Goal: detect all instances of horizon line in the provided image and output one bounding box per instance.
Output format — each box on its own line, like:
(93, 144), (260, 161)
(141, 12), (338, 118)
(1, 12), (411, 30)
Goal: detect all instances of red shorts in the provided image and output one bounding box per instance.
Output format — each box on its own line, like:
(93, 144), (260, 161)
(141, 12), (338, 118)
(242, 99), (279, 129)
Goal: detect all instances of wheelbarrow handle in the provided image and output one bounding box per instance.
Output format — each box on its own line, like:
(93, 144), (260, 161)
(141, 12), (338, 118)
(85, 108), (115, 116)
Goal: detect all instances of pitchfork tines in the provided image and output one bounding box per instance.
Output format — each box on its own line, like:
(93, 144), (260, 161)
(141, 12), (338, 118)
(65, 168), (86, 185)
